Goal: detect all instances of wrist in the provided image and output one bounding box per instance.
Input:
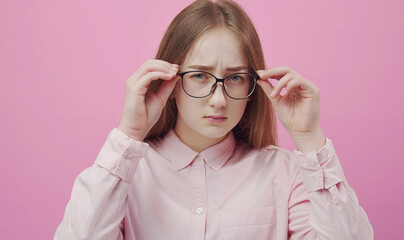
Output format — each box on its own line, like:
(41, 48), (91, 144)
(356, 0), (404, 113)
(289, 127), (326, 153)
(117, 125), (145, 142)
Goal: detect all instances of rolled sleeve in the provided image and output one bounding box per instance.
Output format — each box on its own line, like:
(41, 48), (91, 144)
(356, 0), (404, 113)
(293, 138), (345, 192)
(95, 128), (149, 182)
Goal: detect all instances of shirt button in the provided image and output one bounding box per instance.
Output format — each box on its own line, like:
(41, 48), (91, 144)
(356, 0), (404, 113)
(195, 207), (203, 214)
(194, 157), (200, 162)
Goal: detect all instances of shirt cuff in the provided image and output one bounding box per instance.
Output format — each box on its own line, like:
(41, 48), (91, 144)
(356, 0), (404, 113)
(293, 138), (345, 192)
(95, 128), (149, 182)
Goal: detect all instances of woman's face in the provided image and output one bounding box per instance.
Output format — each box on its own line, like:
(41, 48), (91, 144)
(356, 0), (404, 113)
(174, 27), (249, 152)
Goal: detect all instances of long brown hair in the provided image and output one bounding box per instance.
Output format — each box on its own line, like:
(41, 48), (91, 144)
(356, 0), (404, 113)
(145, 0), (278, 148)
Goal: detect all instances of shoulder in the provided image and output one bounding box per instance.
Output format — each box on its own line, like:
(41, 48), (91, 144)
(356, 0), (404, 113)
(234, 142), (299, 172)
(259, 144), (298, 165)
(256, 144), (300, 186)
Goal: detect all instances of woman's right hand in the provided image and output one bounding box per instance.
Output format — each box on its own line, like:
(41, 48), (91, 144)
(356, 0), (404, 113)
(117, 59), (179, 141)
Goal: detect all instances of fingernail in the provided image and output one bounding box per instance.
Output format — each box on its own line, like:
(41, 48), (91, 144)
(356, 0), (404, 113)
(172, 64), (179, 68)
(270, 91), (275, 98)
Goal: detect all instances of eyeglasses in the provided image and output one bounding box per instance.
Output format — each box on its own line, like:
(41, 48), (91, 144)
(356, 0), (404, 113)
(178, 71), (259, 100)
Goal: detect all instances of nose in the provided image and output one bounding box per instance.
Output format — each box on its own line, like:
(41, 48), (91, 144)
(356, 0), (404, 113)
(208, 83), (227, 108)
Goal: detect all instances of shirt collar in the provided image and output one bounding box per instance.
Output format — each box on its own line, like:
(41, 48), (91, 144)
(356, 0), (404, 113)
(161, 129), (236, 171)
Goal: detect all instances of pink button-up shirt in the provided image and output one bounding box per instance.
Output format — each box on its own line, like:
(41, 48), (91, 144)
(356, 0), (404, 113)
(55, 128), (373, 240)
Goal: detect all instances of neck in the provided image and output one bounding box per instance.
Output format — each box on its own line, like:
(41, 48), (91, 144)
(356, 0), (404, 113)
(174, 126), (226, 153)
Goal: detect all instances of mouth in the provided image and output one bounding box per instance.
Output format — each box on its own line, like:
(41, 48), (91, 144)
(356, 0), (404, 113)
(204, 115), (227, 123)
(204, 115), (227, 119)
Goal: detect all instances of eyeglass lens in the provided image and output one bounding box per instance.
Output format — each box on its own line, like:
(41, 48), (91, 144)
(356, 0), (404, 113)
(182, 72), (256, 99)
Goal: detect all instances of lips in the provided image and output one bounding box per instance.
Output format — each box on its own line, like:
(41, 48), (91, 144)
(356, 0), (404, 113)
(204, 115), (227, 123)
(204, 115), (227, 119)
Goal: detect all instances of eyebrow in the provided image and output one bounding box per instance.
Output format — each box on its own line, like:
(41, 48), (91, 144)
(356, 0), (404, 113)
(186, 65), (248, 72)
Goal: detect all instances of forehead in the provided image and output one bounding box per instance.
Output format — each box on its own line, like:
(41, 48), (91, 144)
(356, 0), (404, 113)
(182, 28), (247, 68)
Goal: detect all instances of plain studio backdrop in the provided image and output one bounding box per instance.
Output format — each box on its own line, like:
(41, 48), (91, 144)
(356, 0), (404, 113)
(0, 0), (402, 239)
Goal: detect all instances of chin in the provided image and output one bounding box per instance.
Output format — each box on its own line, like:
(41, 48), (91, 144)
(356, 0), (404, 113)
(199, 127), (231, 140)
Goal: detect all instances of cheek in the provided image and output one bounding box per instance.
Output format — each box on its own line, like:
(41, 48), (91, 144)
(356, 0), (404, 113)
(230, 101), (248, 121)
(174, 85), (199, 116)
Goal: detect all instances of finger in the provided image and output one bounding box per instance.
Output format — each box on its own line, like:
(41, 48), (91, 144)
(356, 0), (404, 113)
(132, 71), (177, 96)
(154, 75), (180, 105)
(285, 78), (319, 98)
(257, 79), (275, 99)
(271, 73), (296, 98)
(282, 78), (302, 97)
(140, 59), (178, 72)
(257, 66), (298, 81)
(141, 71), (177, 86)
(134, 59), (179, 81)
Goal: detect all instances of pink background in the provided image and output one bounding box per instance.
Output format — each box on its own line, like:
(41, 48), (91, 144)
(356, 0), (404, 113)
(1, 0), (402, 239)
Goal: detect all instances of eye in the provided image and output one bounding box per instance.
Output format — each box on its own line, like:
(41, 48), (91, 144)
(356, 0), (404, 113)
(230, 76), (240, 81)
(228, 74), (245, 82)
(190, 73), (208, 80)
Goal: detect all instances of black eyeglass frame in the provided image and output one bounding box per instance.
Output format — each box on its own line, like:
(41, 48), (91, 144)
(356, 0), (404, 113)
(177, 70), (260, 100)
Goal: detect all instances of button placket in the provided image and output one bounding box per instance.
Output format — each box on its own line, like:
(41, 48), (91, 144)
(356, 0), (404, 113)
(190, 155), (207, 240)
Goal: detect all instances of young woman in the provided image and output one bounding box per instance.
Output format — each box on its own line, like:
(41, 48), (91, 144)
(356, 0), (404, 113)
(55, 0), (373, 239)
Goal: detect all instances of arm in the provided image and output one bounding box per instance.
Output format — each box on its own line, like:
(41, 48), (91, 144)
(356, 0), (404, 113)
(54, 128), (148, 240)
(257, 66), (373, 238)
(287, 137), (373, 240)
(55, 59), (178, 239)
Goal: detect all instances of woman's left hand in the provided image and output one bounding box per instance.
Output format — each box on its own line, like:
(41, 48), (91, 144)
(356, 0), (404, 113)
(257, 66), (326, 152)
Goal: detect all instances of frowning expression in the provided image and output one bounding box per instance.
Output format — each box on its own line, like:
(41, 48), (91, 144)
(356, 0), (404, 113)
(174, 27), (249, 151)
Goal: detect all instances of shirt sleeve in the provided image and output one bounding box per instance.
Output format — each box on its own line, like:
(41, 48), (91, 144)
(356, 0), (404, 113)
(54, 128), (148, 240)
(287, 138), (374, 240)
